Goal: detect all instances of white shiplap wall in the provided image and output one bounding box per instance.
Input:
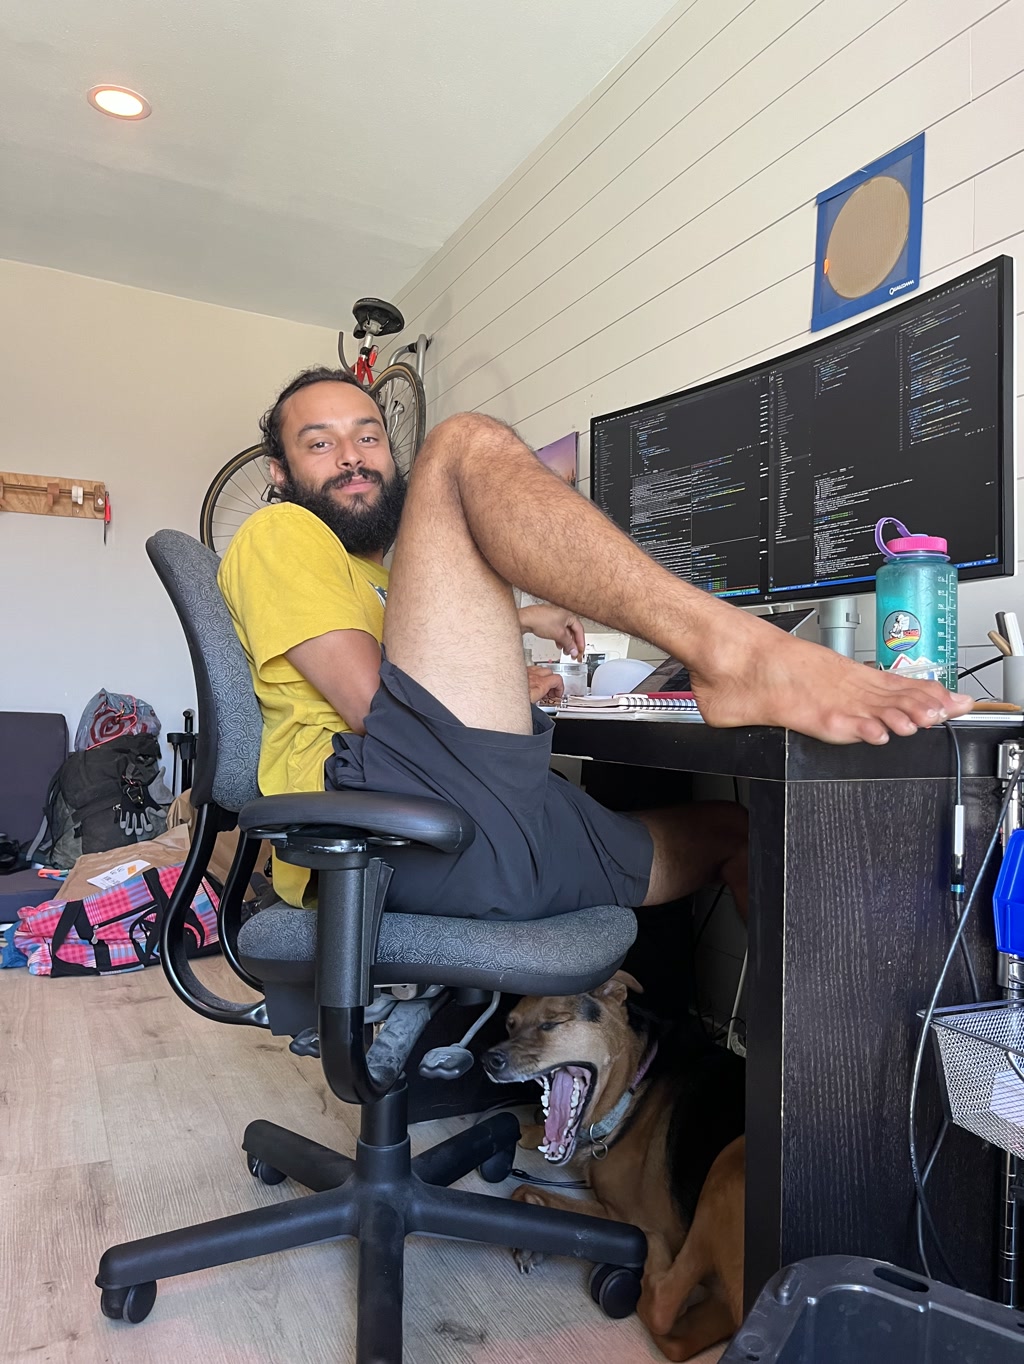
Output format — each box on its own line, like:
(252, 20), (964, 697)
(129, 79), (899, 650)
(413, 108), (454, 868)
(394, 0), (1024, 682)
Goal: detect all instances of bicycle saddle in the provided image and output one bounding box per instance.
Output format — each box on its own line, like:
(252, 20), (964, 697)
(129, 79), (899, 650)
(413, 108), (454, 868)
(352, 298), (405, 339)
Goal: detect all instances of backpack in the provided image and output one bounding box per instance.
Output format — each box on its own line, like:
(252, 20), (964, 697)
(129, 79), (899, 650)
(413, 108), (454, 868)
(12, 864), (219, 976)
(75, 689), (162, 752)
(38, 735), (169, 869)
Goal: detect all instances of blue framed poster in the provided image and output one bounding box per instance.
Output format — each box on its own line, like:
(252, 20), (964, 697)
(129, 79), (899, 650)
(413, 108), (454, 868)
(811, 133), (924, 332)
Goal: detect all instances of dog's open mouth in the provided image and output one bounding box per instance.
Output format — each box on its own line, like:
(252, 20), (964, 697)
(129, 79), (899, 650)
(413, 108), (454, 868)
(536, 1065), (594, 1164)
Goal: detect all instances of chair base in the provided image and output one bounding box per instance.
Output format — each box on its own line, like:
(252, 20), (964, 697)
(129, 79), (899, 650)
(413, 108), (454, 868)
(96, 1082), (647, 1364)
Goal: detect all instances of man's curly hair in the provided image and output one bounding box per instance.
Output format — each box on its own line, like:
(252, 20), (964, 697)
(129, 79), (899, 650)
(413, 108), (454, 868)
(259, 367), (370, 469)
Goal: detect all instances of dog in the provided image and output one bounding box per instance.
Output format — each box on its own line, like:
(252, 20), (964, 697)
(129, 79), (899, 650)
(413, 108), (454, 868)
(482, 970), (745, 1361)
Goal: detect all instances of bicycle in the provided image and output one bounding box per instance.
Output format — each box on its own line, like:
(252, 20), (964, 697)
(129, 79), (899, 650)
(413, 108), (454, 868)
(199, 298), (428, 555)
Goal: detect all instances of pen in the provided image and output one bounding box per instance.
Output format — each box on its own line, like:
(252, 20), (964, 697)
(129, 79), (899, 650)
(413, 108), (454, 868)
(989, 630), (1013, 656)
(1005, 612), (1024, 656)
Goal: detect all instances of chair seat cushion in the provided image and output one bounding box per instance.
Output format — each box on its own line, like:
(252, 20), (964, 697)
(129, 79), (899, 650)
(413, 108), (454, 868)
(237, 902), (637, 997)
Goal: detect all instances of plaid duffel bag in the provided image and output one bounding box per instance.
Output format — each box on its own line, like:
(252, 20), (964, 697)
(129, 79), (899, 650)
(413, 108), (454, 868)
(13, 865), (219, 977)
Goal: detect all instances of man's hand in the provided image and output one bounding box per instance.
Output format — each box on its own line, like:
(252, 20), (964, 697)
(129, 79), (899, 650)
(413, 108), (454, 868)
(519, 604), (586, 658)
(527, 665), (564, 705)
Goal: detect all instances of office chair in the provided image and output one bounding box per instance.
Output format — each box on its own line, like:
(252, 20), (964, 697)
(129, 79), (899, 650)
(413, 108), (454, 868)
(95, 530), (647, 1364)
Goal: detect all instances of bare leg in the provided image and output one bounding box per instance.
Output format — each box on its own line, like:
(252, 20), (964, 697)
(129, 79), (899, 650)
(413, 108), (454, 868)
(385, 413), (970, 743)
(637, 803), (748, 916)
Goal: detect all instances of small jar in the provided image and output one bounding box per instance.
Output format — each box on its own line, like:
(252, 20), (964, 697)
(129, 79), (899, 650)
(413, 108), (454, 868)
(548, 658), (588, 698)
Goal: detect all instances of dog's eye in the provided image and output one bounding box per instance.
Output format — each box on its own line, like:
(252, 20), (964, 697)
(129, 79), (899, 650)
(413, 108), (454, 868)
(538, 1020), (560, 1032)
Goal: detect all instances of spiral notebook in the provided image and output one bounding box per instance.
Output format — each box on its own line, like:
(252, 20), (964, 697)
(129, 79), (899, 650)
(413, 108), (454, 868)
(561, 691), (699, 713)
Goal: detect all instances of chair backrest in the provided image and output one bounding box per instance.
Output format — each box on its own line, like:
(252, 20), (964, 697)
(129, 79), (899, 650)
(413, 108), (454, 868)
(147, 529), (263, 812)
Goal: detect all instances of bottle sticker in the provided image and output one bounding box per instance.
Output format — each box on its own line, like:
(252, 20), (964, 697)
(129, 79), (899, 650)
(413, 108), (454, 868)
(882, 610), (922, 653)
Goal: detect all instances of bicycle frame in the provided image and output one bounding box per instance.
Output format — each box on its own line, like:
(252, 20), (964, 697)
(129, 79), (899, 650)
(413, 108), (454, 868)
(338, 331), (429, 385)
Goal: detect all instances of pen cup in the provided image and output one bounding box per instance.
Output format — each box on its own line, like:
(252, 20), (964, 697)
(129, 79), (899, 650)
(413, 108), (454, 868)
(1003, 655), (1024, 707)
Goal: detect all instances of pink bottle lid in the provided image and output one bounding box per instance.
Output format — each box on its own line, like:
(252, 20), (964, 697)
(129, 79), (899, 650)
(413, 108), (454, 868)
(885, 534), (948, 555)
(875, 517), (947, 557)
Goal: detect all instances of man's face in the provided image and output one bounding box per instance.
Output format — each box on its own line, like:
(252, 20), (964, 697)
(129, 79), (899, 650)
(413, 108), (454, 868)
(271, 380), (406, 557)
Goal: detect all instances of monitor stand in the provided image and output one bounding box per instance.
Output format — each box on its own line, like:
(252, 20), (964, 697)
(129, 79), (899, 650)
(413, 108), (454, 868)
(817, 596), (861, 658)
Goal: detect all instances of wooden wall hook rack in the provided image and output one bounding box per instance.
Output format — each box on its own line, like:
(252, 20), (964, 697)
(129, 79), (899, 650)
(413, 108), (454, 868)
(0, 472), (108, 520)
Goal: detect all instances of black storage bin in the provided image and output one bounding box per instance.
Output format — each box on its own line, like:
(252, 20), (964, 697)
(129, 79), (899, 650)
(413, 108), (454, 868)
(721, 1256), (1024, 1363)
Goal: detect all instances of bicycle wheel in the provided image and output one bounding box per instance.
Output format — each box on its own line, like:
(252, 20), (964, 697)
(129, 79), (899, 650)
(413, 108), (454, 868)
(369, 363), (427, 477)
(199, 444), (275, 554)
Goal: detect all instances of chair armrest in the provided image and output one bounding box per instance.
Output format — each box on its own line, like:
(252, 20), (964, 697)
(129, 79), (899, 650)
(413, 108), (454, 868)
(238, 790), (474, 854)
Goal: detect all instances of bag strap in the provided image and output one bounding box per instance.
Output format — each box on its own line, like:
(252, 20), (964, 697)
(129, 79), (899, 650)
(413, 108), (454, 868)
(35, 767), (67, 864)
(50, 899), (112, 976)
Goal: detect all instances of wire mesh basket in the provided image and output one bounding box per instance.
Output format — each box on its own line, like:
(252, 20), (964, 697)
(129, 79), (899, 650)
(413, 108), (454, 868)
(929, 1000), (1024, 1157)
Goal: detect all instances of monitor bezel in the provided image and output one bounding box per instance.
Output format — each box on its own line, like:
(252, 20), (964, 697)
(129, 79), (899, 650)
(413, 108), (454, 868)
(589, 254), (1015, 608)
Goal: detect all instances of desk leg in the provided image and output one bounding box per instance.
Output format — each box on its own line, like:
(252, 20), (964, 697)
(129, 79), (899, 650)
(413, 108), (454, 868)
(744, 778), (786, 1309)
(744, 773), (1000, 1307)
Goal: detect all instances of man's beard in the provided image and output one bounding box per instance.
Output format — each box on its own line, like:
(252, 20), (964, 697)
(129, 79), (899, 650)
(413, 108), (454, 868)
(278, 464), (407, 557)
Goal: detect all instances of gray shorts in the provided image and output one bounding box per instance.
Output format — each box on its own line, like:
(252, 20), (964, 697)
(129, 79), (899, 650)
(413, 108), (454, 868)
(324, 657), (653, 921)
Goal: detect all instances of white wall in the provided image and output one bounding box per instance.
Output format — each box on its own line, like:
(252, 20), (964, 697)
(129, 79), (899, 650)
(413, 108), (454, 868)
(0, 259), (337, 760)
(393, 0), (1024, 686)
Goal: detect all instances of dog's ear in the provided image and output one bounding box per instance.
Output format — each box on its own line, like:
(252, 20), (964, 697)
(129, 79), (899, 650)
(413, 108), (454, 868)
(591, 970), (643, 1006)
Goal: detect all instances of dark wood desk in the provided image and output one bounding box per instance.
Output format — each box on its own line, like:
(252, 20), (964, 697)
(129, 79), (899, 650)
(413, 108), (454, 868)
(552, 716), (1012, 1305)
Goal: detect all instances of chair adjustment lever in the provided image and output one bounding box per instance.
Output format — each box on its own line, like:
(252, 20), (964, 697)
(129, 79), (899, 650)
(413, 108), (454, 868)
(289, 1028), (320, 1058)
(418, 991), (501, 1081)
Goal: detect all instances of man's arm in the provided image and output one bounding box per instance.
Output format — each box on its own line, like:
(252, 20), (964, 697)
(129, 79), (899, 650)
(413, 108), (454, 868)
(518, 603), (586, 657)
(285, 629), (383, 736)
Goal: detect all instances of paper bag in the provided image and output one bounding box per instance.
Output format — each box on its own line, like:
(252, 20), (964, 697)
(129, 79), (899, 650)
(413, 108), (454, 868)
(167, 789), (269, 899)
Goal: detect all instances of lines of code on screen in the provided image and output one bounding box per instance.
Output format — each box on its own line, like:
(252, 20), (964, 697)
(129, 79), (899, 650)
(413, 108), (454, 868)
(590, 265), (1003, 605)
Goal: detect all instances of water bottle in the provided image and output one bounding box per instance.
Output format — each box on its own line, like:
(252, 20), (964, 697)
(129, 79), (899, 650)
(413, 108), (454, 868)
(874, 517), (958, 691)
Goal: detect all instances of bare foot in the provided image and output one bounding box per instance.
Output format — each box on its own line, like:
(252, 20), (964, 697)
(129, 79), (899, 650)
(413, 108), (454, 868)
(687, 610), (973, 745)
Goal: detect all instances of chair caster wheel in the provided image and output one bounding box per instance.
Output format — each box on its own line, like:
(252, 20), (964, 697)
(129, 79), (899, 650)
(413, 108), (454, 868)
(100, 1281), (157, 1323)
(478, 1144), (515, 1183)
(589, 1263), (642, 1319)
(247, 1153), (287, 1185)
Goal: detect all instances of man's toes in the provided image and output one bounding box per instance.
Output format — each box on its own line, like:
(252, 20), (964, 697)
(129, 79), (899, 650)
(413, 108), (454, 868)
(853, 716), (890, 744)
(878, 707), (918, 737)
(947, 691), (974, 714)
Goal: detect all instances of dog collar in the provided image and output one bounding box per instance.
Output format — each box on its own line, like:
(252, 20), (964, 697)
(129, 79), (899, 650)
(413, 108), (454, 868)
(583, 1039), (658, 1154)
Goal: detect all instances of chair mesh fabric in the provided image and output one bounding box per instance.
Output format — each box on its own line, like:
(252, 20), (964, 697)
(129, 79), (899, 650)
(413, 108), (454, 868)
(238, 901), (637, 989)
(147, 530), (263, 811)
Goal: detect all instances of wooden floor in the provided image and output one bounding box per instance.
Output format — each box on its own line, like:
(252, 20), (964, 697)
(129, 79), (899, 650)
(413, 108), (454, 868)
(0, 955), (725, 1364)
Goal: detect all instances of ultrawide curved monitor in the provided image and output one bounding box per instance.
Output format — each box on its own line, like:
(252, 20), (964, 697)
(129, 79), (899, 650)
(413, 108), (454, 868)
(590, 256), (1014, 606)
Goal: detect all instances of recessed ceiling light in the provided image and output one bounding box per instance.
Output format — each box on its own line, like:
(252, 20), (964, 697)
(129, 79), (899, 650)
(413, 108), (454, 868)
(87, 86), (151, 120)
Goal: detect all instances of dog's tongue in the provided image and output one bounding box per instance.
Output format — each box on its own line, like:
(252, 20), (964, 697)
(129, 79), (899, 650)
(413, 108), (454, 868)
(545, 1069), (575, 1147)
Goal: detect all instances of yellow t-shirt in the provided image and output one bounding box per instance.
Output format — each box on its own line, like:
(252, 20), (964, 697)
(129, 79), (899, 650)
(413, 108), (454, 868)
(218, 503), (389, 907)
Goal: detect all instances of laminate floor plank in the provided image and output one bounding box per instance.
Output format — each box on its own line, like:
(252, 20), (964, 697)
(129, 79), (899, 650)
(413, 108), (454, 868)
(1, 957), (724, 1363)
